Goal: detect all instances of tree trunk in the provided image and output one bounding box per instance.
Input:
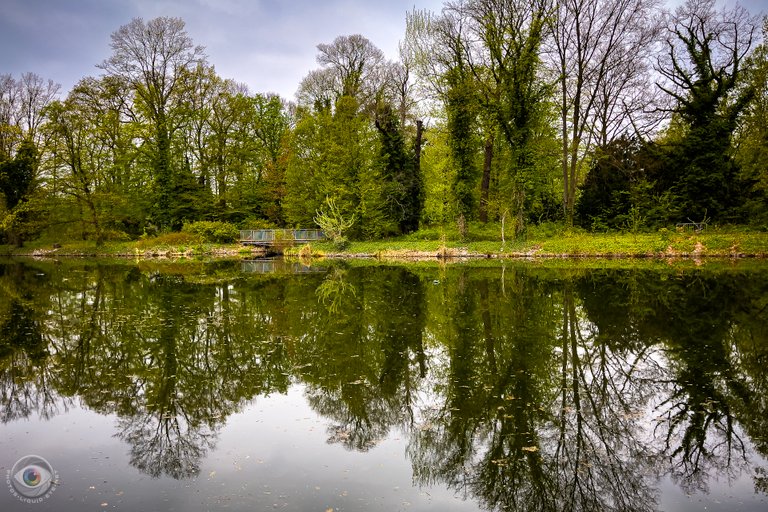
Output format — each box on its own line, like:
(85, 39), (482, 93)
(480, 135), (494, 223)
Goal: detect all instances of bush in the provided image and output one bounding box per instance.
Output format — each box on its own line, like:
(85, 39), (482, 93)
(181, 221), (239, 243)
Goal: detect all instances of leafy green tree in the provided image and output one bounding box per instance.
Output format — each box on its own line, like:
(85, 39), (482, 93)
(99, 17), (206, 229)
(284, 97), (382, 237)
(0, 139), (36, 210)
(736, 16), (768, 224)
(0, 140), (45, 245)
(464, 0), (552, 234)
(406, 9), (482, 234)
(445, 66), (480, 235)
(575, 136), (665, 230)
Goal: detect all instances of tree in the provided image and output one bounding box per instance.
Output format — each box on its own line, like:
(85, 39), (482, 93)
(99, 17), (206, 229)
(0, 140), (45, 245)
(548, 0), (663, 225)
(463, 0), (553, 234)
(316, 34), (386, 103)
(0, 73), (60, 161)
(575, 135), (664, 230)
(374, 105), (423, 233)
(0, 75), (21, 160)
(0, 139), (37, 210)
(18, 73), (60, 146)
(656, 0), (759, 222)
(411, 6), (483, 235)
(735, 16), (768, 224)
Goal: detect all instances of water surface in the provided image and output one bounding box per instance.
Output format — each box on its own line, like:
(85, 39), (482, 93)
(0, 258), (766, 511)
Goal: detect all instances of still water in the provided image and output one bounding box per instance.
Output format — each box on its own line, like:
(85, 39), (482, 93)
(0, 257), (766, 511)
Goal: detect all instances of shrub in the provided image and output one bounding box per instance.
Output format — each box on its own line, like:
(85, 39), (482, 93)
(314, 197), (355, 246)
(182, 221), (239, 243)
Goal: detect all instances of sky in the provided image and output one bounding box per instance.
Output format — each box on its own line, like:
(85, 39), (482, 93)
(1, 0), (445, 100)
(1, 0), (765, 101)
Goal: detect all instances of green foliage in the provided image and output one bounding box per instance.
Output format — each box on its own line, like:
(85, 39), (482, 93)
(576, 137), (672, 231)
(181, 221), (239, 243)
(1, 192), (49, 246)
(420, 126), (456, 225)
(445, 68), (479, 221)
(374, 105), (423, 234)
(136, 231), (203, 249)
(238, 217), (276, 230)
(735, 17), (768, 226)
(0, 139), (37, 210)
(314, 197), (355, 249)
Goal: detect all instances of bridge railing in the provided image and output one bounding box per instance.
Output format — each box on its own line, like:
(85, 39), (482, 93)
(239, 229), (326, 245)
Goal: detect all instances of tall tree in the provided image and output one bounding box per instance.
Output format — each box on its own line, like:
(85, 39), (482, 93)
(548, 0), (662, 225)
(374, 105), (423, 234)
(0, 139), (44, 245)
(0, 73), (60, 160)
(463, 0), (552, 233)
(656, 0), (759, 222)
(735, 16), (768, 223)
(0, 139), (37, 211)
(99, 17), (206, 229)
(18, 73), (60, 146)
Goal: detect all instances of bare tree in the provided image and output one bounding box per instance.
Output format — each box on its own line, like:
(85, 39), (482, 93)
(298, 34), (386, 108)
(547, 0), (663, 225)
(0, 73), (60, 157)
(0, 74), (21, 159)
(18, 72), (60, 145)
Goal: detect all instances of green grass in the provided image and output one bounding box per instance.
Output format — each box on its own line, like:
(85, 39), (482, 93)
(3, 222), (768, 259)
(286, 223), (768, 259)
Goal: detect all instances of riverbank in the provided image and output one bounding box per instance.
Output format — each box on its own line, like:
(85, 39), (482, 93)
(2, 227), (767, 260)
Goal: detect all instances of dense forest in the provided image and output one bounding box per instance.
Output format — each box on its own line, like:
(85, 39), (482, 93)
(0, 0), (766, 246)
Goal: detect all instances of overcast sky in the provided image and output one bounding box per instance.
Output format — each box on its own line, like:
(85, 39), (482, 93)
(1, 0), (445, 100)
(1, 0), (764, 101)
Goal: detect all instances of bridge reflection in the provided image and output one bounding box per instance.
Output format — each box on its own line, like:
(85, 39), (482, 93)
(240, 258), (326, 274)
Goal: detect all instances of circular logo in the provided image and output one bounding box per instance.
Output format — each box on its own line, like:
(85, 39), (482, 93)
(7, 455), (57, 501)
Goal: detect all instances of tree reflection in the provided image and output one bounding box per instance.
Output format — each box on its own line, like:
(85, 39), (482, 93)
(578, 268), (768, 494)
(410, 269), (659, 511)
(1, 258), (767, 509)
(301, 265), (427, 451)
(0, 263), (61, 422)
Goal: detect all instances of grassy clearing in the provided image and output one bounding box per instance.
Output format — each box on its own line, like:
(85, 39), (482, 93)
(2, 222), (767, 259)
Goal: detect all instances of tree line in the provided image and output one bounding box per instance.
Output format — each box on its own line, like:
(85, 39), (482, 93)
(0, 0), (766, 246)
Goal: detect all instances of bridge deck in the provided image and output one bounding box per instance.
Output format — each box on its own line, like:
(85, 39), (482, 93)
(240, 229), (326, 246)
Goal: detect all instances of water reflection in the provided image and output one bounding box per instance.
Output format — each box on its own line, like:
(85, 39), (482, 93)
(0, 259), (766, 511)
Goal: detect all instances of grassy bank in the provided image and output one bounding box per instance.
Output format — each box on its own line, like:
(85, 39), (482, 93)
(286, 230), (768, 259)
(2, 224), (767, 259)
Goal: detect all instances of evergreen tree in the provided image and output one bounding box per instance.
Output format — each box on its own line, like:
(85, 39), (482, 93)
(0, 139), (36, 210)
(374, 105), (423, 234)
